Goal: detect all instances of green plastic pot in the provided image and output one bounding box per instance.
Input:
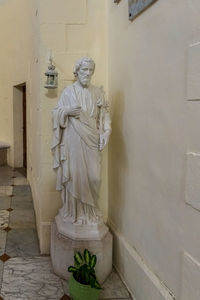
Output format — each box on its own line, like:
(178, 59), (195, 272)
(69, 274), (100, 300)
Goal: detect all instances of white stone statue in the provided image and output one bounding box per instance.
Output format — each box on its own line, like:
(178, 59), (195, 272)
(52, 57), (111, 239)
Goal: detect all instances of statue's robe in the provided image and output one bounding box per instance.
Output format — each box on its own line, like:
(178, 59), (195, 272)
(52, 81), (109, 224)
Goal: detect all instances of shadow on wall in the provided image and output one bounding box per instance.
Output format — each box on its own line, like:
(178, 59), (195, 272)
(108, 91), (128, 230)
(45, 89), (58, 99)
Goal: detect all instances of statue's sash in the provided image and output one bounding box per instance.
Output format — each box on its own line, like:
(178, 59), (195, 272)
(70, 85), (99, 150)
(70, 117), (99, 150)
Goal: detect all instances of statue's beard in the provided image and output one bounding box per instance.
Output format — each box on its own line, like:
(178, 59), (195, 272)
(78, 77), (91, 87)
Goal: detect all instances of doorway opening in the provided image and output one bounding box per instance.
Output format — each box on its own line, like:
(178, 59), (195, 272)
(13, 83), (27, 176)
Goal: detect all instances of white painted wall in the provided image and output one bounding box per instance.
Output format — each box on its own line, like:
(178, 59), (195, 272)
(108, 0), (200, 299)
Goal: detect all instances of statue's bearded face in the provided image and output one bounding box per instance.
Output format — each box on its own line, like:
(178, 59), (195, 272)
(77, 61), (94, 87)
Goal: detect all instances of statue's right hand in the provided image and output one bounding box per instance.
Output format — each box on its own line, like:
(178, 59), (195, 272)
(65, 106), (81, 118)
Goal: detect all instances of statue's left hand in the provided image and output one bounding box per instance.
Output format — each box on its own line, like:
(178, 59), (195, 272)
(99, 130), (111, 151)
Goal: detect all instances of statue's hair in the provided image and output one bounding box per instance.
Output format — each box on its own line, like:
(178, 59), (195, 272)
(73, 57), (95, 77)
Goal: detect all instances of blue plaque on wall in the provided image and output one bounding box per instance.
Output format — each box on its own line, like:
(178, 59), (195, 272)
(128, 0), (158, 21)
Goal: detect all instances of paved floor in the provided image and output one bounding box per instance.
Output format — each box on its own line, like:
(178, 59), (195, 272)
(0, 166), (132, 300)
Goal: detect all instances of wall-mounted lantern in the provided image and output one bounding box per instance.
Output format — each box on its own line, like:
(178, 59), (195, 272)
(44, 56), (58, 89)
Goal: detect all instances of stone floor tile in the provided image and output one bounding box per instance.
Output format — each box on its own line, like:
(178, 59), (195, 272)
(100, 270), (130, 299)
(1, 257), (64, 300)
(3, 227), (11, 233)
(6, 228), (40, 257)
(6, 208), (13, 212)
(0, 178), (13, 186)
(11, 199), (33, 210)
(11, 195), (33, 204)
(0, 211), (9, 229)
(13, 177), (29, 186)
(0, 187), (13, 197)
(0, 261), (4, 289)
(0, 254), (10, 263)
(9, 209), (36, 229)
(0, 198), (11, 210)
(0, 167), (13, 176)
(13, 185), (31, 197)
(0, 231), (7, 256)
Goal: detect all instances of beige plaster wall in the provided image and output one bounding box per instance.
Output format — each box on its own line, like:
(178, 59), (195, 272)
(0, 0), (108, 254)
(0, 0), (41, 252)
(0, 0), (40, 215)
(0, 0), (39, 170)
(108, 0), (200, 299)
(0, 0), (41, 255)
(36, 0), (108, 253)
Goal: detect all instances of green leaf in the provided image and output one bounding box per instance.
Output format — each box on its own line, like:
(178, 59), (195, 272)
(94, 280), (102, 290)
(80, 264), (87, 272)
(89, 274), (96, 288)
(68, 266), (77, 273)
(74, 252), (83, 265)
(90, 255), (97, 268)
(85, 272), (89, 284)
(90, 268), (95, 274)
(74, 271), (80, 283)
(84, 249), (91, 264)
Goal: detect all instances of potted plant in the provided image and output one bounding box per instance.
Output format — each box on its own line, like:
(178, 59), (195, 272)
(68, 249), (102, 300)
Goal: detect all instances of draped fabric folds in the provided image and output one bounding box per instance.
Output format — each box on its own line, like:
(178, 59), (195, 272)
(51, 82), (108, 223)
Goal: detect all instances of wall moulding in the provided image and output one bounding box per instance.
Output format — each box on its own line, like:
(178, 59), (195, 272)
(108, 219), (176, 300)
(185, 152), (200, 212)
(181, 252), (200, 300)
(186, 42), (200, 101)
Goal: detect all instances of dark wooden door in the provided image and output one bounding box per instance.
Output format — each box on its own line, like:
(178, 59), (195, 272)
(22, 85), (27, 169)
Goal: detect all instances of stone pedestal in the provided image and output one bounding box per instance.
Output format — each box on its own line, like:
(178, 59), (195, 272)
(51, 222), (113, 284)
(55, 214), (109, 240)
